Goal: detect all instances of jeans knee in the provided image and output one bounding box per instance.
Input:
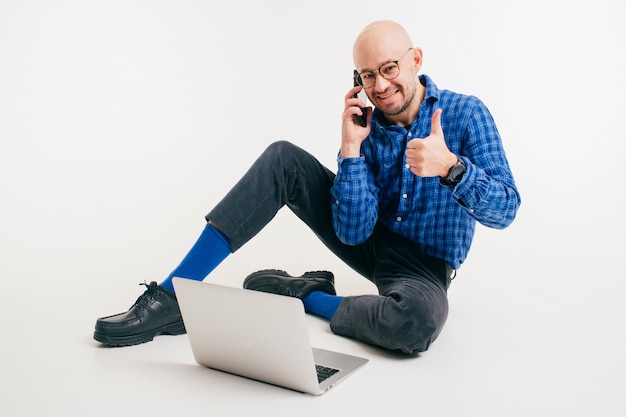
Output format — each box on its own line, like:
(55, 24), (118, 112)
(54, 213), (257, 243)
(263, 140), (298, 159)
(380, 297), (448, 354)
(382, 316), (442, 354)
(259, 140), (306, 171)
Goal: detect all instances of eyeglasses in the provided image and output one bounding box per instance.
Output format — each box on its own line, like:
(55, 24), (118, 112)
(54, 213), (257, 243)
(354, 48), (414, 89)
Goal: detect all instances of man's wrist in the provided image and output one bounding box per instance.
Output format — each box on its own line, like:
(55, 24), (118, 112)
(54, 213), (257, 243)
(440, 155), (466, 186)
(340, 144), (362, 159)
(442, 153), (459, 176)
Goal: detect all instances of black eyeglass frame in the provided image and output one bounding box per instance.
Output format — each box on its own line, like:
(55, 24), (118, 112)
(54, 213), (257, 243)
(353, 48), (414, 89)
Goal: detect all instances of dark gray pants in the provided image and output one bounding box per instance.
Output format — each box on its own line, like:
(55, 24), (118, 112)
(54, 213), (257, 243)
(207, 141), (450, 354)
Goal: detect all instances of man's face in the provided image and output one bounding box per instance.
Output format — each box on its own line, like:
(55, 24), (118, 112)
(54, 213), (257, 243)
(355, 45), (422, 124)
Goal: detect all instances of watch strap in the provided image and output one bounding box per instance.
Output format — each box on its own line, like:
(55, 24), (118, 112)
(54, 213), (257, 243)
(440, 157), (466, 187)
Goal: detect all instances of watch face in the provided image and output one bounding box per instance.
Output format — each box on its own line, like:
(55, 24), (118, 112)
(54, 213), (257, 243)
(451, 163), (466, 181)
(440, 159), (466, 186)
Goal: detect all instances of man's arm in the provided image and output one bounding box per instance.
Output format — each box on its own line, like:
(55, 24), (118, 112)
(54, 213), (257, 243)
(449, 101), (521, 229)
(407, 99), (520, 229)
(330, 86), (378, 245)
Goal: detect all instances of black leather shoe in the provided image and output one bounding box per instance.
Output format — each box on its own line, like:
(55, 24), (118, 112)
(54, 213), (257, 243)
(243, 269), (336, 299)
(94, 281), (186, 347)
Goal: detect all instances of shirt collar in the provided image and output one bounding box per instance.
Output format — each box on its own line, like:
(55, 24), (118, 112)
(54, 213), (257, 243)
(420, 74), (440, 103)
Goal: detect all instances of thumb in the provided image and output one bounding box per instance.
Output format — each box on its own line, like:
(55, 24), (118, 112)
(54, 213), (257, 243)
(430, 108), (443, 136)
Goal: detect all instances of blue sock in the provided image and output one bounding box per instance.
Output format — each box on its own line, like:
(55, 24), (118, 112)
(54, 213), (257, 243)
(302, 291), (344, 321)
(159, 223), (232, 294)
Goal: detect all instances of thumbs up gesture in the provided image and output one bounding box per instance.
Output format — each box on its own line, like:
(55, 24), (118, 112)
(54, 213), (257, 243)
(405, 109), (458, 177)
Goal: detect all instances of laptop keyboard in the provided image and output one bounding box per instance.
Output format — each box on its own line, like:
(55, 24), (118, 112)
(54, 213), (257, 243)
(316, 365), (340, 383)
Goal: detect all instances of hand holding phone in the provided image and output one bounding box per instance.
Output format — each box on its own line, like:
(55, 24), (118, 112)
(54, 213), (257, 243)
(352, 70), (368, 127)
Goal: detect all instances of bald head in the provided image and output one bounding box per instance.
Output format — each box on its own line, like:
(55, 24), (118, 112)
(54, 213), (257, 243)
(353, 20), (414, 70)
(352, 21), (424, 126)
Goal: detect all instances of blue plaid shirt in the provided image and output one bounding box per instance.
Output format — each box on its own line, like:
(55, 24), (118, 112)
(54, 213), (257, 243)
(330, 75), (520, 269)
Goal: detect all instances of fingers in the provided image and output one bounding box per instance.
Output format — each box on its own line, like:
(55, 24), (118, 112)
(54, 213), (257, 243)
(344, 86), (363, 102)
(352, 106), (371, 127)
(342, 100), (365, 122)
(345, 87), (366, 113)
(430, 108), (443, 136)
(343, 87), (370, 123)
(341, 87), (371, 157)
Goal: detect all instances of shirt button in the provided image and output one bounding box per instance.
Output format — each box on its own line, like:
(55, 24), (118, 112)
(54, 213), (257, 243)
(405, 163), (410, 169)
(396, 216), (402, 222)
(402, 193), (408, 199)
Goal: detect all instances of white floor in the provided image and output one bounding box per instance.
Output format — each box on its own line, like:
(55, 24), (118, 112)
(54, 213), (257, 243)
(2, 208), (625, 417)
(2, 1), (625, 416)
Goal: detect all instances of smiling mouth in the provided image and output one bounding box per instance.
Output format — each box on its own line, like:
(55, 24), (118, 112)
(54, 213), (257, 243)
(375, 89), (399, 100)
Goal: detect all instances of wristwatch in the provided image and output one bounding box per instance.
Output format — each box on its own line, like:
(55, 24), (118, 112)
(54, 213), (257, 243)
(440, 157), (466, 187)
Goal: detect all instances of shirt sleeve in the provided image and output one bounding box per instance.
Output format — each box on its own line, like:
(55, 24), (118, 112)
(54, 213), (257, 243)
(330, 155), (379, 245)
(449, 99), (521, 229)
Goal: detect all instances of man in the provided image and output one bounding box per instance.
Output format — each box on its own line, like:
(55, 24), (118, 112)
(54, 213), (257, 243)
(94, 20), (520, 354)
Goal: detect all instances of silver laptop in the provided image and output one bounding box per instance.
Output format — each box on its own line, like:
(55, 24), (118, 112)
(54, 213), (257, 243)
(172, 277), (368, 395)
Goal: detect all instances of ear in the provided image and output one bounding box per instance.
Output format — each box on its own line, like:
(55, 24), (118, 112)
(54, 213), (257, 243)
(411, 47), (423, 73)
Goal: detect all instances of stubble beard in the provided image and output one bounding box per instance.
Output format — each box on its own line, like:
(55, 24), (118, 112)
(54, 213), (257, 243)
(381, 81), (418, 118)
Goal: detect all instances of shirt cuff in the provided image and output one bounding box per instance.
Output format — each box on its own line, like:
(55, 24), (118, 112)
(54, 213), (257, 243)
(451, 156), (476, 210)
(337, 154), (366, 180)
(337, 153), (364, 165)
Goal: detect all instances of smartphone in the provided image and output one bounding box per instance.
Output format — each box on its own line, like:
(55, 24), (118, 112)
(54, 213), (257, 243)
(353, 69), (368, 127)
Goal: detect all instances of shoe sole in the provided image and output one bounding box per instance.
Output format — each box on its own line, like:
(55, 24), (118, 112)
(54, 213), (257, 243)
(93, 320), (186, 347)
(243, 269), (336, 296)
(244, 268), (334, 283)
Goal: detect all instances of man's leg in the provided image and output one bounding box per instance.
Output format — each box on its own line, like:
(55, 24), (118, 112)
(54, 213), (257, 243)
(330, 276), (449, 354)
(208, 140), (371, 323)
(302, 291), (344, 320)
(158, 222), (231, 293)
(331, 223), (451, 353)
(95, 140), (342, 346)
(245, 222), (451, 354)
(205, 140), (340, 252)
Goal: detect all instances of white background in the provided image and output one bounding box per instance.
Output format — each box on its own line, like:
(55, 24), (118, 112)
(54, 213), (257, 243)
(1, 0), (625, 416)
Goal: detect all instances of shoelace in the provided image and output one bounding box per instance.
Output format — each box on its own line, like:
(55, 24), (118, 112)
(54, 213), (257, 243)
(277, 285), (298, 297)
(132, 281), (161, 309)
(274, 280), (307, 298)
